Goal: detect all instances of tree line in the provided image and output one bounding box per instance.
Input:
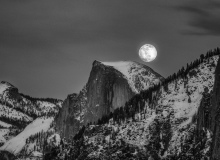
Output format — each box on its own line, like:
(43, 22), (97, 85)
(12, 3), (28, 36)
(20, 93), (62, 105)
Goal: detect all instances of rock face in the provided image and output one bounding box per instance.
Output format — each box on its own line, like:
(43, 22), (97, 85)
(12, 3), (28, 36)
(84, 61), (135, 124)
(56, 60), (164, 138)
(55, 94), (78, 139)
(55, 86), (87, 139)
(210, 57), (220, 160)
(196, 88), (212, 133)
(85, 61), (164, 124)
(195, 56), (220, 159)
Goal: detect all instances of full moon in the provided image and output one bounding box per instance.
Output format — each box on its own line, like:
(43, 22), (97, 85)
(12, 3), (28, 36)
(138, 44), (157, 62)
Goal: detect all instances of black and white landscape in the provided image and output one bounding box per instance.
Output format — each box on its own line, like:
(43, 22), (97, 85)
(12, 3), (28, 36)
(1, 0), (220, 160)
(0, 49), (220, 159)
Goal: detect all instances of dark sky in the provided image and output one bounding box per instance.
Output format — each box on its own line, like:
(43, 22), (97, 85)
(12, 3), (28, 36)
(1, 0), (220, 99)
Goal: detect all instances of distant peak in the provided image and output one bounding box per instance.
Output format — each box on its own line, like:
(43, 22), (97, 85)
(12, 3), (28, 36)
(0, 81), (16, 95)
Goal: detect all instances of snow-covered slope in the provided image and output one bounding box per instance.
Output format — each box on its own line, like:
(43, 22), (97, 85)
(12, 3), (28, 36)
(0, 121), (12, 128)
(0, 81), (62, 158)
(0, 81), (62, 118)
(0, 117), (54, 155)
(0, 104), (33, 122)
(76, 55), (219, 159)
(102, 61), (164, 93)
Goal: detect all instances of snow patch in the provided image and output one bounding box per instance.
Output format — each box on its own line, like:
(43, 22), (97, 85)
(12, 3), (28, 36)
(0, 117), (53, 155)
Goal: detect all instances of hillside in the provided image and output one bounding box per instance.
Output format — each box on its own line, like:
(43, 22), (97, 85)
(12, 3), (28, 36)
(1, 48), (220, 159)
(49, 48), (220, 160)
(0, 81), (62, 159)
(0, 117), (54, 155)
(83, 53), (218, 159)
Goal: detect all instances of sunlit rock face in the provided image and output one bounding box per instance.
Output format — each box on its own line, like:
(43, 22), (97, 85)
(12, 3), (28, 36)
(84, 61), (134, 124)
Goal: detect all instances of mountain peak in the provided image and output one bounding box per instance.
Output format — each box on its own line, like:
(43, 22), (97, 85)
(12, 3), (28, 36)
(99, 61), (164, 93)
(0, 81), (16, 95)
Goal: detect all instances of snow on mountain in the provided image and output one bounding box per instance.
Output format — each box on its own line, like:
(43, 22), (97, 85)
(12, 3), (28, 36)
(101, 61), (164, 93)
(47, 133), (61, 147)
(0, 120), (12, 128)
(0, 84), (8, 95)
(0, 81), (62, 159)
(36, 100), (60, 114)
(158, 56), (218, 156)
(0, 117), (54, 155)
(0, 119), (11, 145)
(0, 81), (14, 96)
(0, 81), (62, 118)
(0, 104), (33, 122)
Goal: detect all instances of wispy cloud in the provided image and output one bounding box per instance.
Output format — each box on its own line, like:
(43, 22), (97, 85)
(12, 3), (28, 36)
(177, 0), (220, 36)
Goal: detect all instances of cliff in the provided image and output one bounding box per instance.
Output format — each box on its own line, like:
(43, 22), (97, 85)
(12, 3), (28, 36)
(85, 61), (164, 124)
(210, 55), (220, 159)
(196, 88), (212, 132)
(56, 60), (164, 138)
(55, 86), (87, 139)
(75, 54), (219, 159)
(84, 61), (134, 124)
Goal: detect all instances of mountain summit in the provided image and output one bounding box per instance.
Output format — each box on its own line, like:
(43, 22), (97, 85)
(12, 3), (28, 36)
(56, 60), (164, 139)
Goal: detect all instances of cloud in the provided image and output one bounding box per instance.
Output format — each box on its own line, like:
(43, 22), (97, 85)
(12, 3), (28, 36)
(177, 0), (220, 36)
